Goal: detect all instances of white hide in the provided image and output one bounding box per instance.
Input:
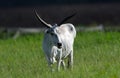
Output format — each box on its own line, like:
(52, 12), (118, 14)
(42, 23), (76, 71)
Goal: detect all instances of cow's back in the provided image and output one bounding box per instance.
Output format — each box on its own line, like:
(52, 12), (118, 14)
(59, 23), (76, 58)
(60, 23), (76, 38)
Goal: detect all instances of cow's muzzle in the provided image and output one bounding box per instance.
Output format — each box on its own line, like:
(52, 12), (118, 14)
(57, 43), (62, 49)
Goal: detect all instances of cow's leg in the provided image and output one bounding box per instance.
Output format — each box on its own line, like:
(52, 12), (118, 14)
(61, 60), (66, 70)
(48, 59), (56, 72)
(57, 49), (62, 71)
(57, 59), (62, 71)
(68, 50), (73, 69)
(45, 56), (54, 71)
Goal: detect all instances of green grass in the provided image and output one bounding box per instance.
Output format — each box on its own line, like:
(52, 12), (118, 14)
(0, 32), (120, 78)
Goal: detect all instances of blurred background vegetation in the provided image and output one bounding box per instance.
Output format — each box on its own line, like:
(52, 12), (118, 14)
(0, 0), (120, 28)
(0, 0), (120, 6)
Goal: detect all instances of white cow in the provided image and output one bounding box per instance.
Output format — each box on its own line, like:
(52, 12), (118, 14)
(35, 11), (76, 71)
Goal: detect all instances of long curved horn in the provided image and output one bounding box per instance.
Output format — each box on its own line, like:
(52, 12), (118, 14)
(35, 10), (52, 28)
(58, 13), (76, 26)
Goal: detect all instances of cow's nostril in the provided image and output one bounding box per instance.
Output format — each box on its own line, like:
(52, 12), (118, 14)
(57, 43), (62, 48)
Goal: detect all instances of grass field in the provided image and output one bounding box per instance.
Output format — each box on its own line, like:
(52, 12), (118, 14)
(0, 32), (120, 78)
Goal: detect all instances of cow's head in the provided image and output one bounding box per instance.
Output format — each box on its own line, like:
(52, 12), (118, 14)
(35, 10), (76, 49)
